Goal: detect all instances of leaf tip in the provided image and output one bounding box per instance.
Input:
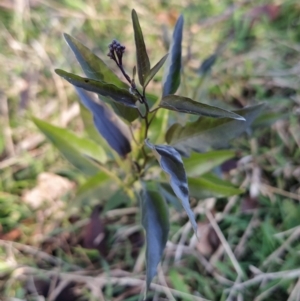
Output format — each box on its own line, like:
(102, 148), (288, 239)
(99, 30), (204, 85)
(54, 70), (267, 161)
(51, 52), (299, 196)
(131, 8), (137, 17)
(235, 115), (246, 121)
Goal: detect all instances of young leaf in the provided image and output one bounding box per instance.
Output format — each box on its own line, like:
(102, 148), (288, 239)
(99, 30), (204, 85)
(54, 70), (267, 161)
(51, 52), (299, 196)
(32, 117), (104, 175)
(145, 140), (197, 234)
(144, 54), (168, 88)
(141, 187), (169, 292)
(55, 69), (138, 108)
(76, 88), (131, 157)
(166, 103), (264, 156)
(132, 9), (150, 86)
(160, 95), (245, 120)
(183, 150), (235, 177)
(162, 15), (184, 97)
(64, 34), (138, 122)
(189, 173), (244, 199)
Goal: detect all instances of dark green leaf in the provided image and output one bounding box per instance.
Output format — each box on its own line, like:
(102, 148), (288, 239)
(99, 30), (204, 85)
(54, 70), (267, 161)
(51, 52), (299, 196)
(145, 140), (197, 234)
(158, 183), (182, 211)
(183, 150), (235, 177)
(64, 33), (128, 88)
(132, 9), (150, 86)
(32, 117), (104, 175)
(104, 98), (139, 123)
(55, 69), (138, 108)
(160, 95), (245, 120)
(141, 187), (169, 291)
(189, 173), (244, 199)
(76, 88), (131, 157)
(144, 54), (168, 88)
(198, 53), (217, 75)
(64, 33), (138, 123)
(166, 103), (264, 156)
(162, 15), (183, 97)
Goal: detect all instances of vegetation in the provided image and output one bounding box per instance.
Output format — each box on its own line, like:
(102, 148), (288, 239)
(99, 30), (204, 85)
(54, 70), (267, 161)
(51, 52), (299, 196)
(0, 1), (300, 300)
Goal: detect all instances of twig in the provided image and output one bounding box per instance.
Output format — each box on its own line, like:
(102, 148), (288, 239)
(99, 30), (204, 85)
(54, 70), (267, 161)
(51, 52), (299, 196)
(225, 275), (242, 301)
(0, 240), (81, 270)
(262, 227), (300, 267)
(174, 222), (192, 263)
(157, 265), (176, 301)
(254, 280), (282, 301)
(31, 40), (69, 116)
(206, 210), (244, 278)
(166, 242), (233, 286)
(13, 266), (211, 301)
(261, 184), (300, 202)
(226, 269), (300, 292)
(0, 93), (15, 157)
(234, 212), (260, 259)
(198, 0), (252, 28)
(287, 277), (300, 301)
(105, 207), (138, 218)
(48, 278), (70, 301)
(274, 226), (300, 239)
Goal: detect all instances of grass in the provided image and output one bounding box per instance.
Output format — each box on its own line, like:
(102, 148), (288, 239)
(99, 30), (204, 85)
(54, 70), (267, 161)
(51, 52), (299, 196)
(0, 0), (300, 300)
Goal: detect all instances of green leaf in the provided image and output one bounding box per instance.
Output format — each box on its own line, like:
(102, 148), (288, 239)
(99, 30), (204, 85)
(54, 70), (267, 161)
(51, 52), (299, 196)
(132, 9), (150, 86)
(144, 54), (168, 88)
(145, 140), (197, 234)
(141, 187), (169, 292)
(32, 117), (104, 175)
(183, 150), (235, 177)
(56, 69), (138, 108)
(189, 173), (244, 199)
(103, 189), (131, 213)
(148, 108), (169, 144)
(75, 172), (115, 205)
(64, 33), (138, 123)
(80, 103), (109, 147)
(161, 173), (243, 201)
(253, 111), (288, 127)
(162, 15), (183, 97)
(166, 103), (264, 156)
(160, 95), (245, 120)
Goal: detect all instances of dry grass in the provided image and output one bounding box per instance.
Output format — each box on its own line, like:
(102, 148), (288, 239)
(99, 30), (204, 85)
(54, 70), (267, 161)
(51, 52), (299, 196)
(1, 0), (300, 300)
